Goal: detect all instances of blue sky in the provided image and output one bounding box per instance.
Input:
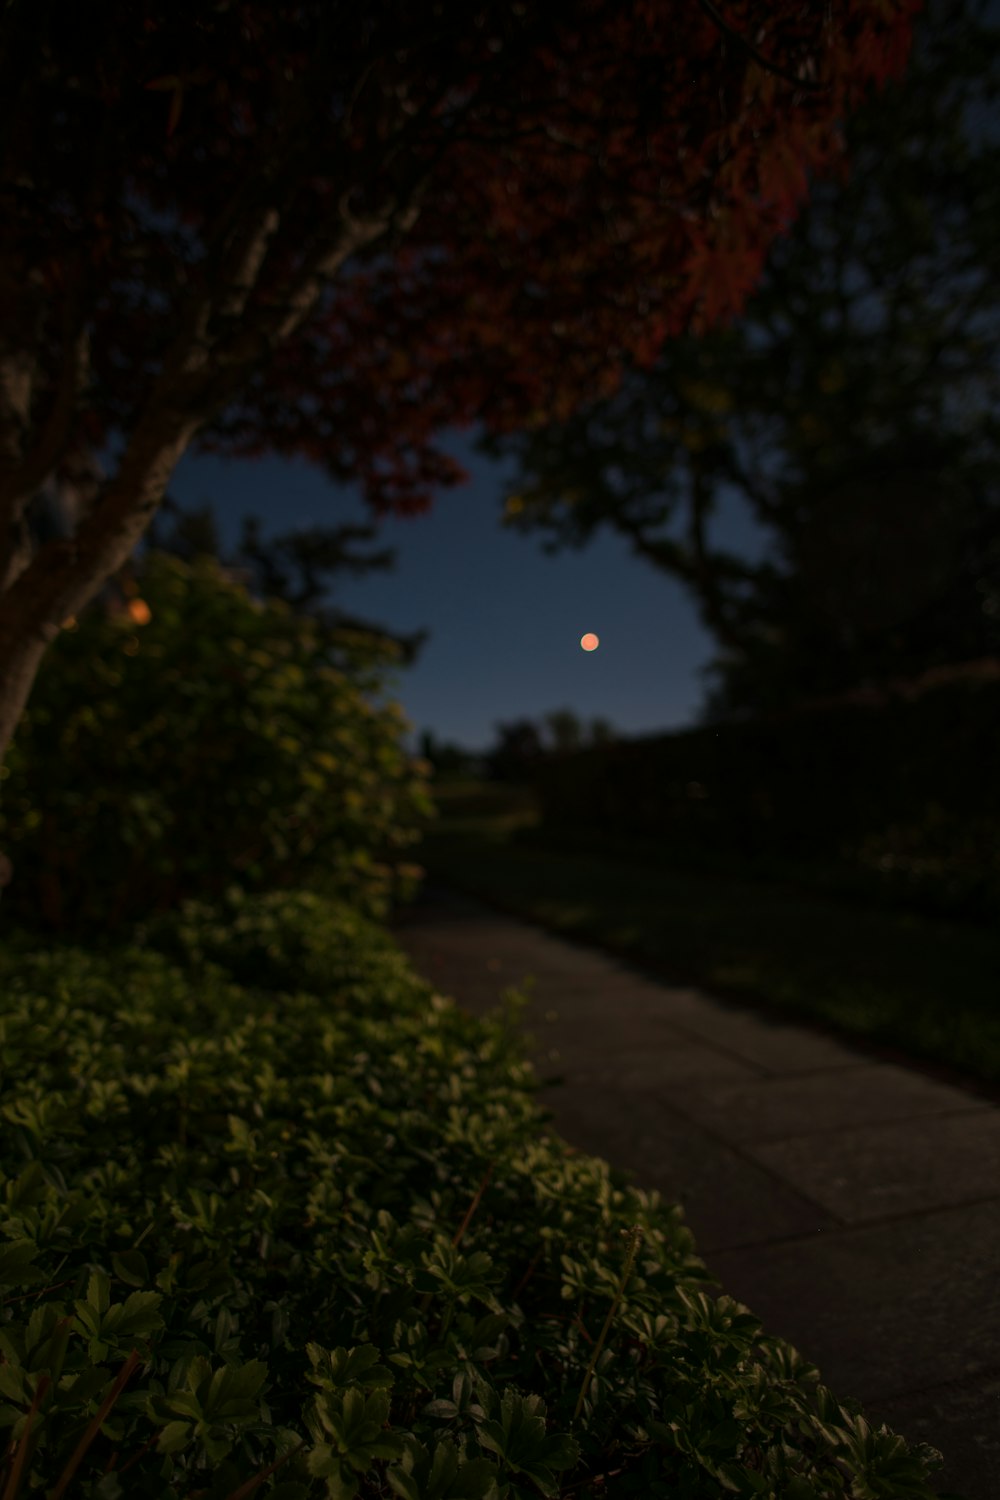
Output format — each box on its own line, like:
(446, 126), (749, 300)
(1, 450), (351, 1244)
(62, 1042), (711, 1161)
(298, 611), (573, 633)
(153, 431), (772, 755)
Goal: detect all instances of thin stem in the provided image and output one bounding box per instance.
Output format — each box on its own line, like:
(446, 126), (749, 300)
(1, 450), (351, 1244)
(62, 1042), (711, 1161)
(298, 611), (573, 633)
(419, 1160), (496, 1319)
(221, 1438), (307, 1500)
(0, 1374), (50, 1500)
(47, 1348), (141, 1500)
(572, 1227), (643, 1424)
(451, 1160), (494, 1248)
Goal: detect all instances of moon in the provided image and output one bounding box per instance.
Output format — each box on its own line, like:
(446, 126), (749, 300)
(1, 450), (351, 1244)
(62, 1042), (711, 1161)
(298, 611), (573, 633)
(580, 632), (599, 652)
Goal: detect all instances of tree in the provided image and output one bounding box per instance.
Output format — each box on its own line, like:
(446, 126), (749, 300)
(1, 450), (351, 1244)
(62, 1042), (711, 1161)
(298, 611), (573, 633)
(487, 709), (617, 775)
(487, 718), (546, 782)
(545, 707), (584, 753)
(0, 0), (917, 766)
(589, 716), (617, 746)
(147, 496), (429, 663)
(418, 730), (486, 779)
(489, 0), (998, 719)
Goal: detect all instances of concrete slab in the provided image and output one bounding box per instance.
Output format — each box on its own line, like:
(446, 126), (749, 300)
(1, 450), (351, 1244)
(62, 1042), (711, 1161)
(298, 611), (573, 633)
(518, 981), (692, 1024)
(399, 929), (616, 976)
(748, 1108), (1000, 1221)
(535, 1080), (838, 1254)
(870, 1370), (1000, 1500)
(668, 1063), (993, 1145)
(704, 1197), (1000, 1405)
(646, 988), (868, 1074)
(539, 1039), (763, 1087)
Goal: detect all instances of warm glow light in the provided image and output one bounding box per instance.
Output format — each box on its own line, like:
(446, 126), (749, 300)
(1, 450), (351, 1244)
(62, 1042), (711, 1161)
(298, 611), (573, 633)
(127, 598), (152, 625)
(580, 632), (599, 652)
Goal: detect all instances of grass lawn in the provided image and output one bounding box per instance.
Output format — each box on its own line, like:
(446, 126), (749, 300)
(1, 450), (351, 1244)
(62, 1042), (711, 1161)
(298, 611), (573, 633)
(413, 779), (1000, 1095)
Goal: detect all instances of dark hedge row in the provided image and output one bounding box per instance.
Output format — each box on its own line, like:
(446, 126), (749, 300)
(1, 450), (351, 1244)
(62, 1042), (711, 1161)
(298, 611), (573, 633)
(527, 681), (1000, 921)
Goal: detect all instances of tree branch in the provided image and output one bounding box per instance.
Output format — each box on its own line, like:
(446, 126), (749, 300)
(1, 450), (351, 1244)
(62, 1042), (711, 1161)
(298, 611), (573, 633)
(0, 254), (92, 589)
(1, 401), (201, 646)
(694, 0), (829, 92)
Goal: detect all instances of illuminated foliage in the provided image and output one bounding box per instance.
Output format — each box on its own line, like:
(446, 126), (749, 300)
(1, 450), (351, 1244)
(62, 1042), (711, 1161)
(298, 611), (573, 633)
(0, 552), (431, 936)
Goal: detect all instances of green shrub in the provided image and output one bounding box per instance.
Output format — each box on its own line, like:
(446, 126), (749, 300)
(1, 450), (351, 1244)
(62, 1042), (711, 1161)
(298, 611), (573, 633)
(0, 553), (431, 938)
(0, 890), (947, 1498)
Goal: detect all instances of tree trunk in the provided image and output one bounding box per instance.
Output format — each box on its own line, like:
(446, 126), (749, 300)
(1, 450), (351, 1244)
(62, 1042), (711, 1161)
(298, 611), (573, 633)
(0, 614), (49, 767)
(0, 613), (48, 900)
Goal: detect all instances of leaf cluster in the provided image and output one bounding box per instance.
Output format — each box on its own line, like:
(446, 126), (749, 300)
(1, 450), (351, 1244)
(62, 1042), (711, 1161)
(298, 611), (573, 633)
(0, 888), (949, 1497)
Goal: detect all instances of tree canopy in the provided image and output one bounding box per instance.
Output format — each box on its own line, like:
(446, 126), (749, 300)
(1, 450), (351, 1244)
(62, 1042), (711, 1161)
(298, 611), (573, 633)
(0, 0), (917, 758)
(488, 0), (1000, 718)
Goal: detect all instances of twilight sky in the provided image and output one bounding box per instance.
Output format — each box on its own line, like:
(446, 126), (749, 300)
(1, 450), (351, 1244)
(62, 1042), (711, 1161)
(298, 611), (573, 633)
(143, 430), (773, 755)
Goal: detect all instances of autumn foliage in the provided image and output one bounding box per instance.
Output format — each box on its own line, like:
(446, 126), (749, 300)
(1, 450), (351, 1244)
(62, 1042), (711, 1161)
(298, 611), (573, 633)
(0, 0), (918, 761)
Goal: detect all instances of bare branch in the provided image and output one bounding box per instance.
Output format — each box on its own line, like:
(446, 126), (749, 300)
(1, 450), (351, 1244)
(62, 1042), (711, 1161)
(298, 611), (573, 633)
(0, 254), (92, 589)
(2, 405), (201, 643)
(214, 205), (400, 377)
(694, 0), (829, 92)
(2, 279), (91, 504)
(211, 207), (283, 327)
(0, 256), (46, 467)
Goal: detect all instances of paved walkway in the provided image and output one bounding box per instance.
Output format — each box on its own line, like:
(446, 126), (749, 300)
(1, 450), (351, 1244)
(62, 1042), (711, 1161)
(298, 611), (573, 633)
(389, 880), (1000, 1499)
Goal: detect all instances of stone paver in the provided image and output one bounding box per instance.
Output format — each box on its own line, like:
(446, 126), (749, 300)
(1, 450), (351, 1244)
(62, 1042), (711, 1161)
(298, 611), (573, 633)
(647, 987), (871, 1074)
(706, 1197), (1000, 1403)
(536, 1079), (839, 1253)
(667, 1062), (994, 1144)
(746, 1108), (1000, 1223)
(872, 1373), (1000, 1500)
(543, 1039), (763, 1087)
(390, 881), (1000, 1498)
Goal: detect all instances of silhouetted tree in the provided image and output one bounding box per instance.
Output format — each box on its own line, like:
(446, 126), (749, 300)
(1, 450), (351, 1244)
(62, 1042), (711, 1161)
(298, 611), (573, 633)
(418, 730), (485, 778)
(545, 708), (584, 753)
(489, 0), (999, 718)
(589, 716), (617, 746)
(147, 495), (428, 664)
(487, 718), (547, 782)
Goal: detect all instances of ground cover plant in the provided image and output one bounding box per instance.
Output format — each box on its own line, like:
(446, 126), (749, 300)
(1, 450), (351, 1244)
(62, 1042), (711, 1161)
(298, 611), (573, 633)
(0, 887), (951, 1498)
(418, 784), (1000, 1095)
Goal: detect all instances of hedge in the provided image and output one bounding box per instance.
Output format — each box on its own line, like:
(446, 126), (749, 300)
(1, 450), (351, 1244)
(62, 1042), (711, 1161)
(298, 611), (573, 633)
(0, 887), (947, 1498)
(527, 681), (1000, 920)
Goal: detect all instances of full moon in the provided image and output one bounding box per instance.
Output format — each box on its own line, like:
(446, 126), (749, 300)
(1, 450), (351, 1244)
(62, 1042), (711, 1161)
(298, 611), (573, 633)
(580, 632), (600, 652)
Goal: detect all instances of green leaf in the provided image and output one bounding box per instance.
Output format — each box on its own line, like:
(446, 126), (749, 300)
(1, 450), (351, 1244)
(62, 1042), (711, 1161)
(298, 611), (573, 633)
(307, 1343), (393, 1391)
(87, 1267), (111, 1316)
(0, 1239), (42, 1287)
(387, 1469), (421, 1500)
(157, 1420), (193, 1453)
(476, 1392), (578, 1495)
(387, 1439), (499, 1500)
(202, 1359), (268, 1420)
(112, 1249), (150, 1287)
(116, 1290), (164, 1339)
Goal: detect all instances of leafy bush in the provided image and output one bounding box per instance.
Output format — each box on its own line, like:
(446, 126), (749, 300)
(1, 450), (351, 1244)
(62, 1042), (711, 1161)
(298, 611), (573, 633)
(0, 890), (947, 1498)
(0, 553), (431, 938)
